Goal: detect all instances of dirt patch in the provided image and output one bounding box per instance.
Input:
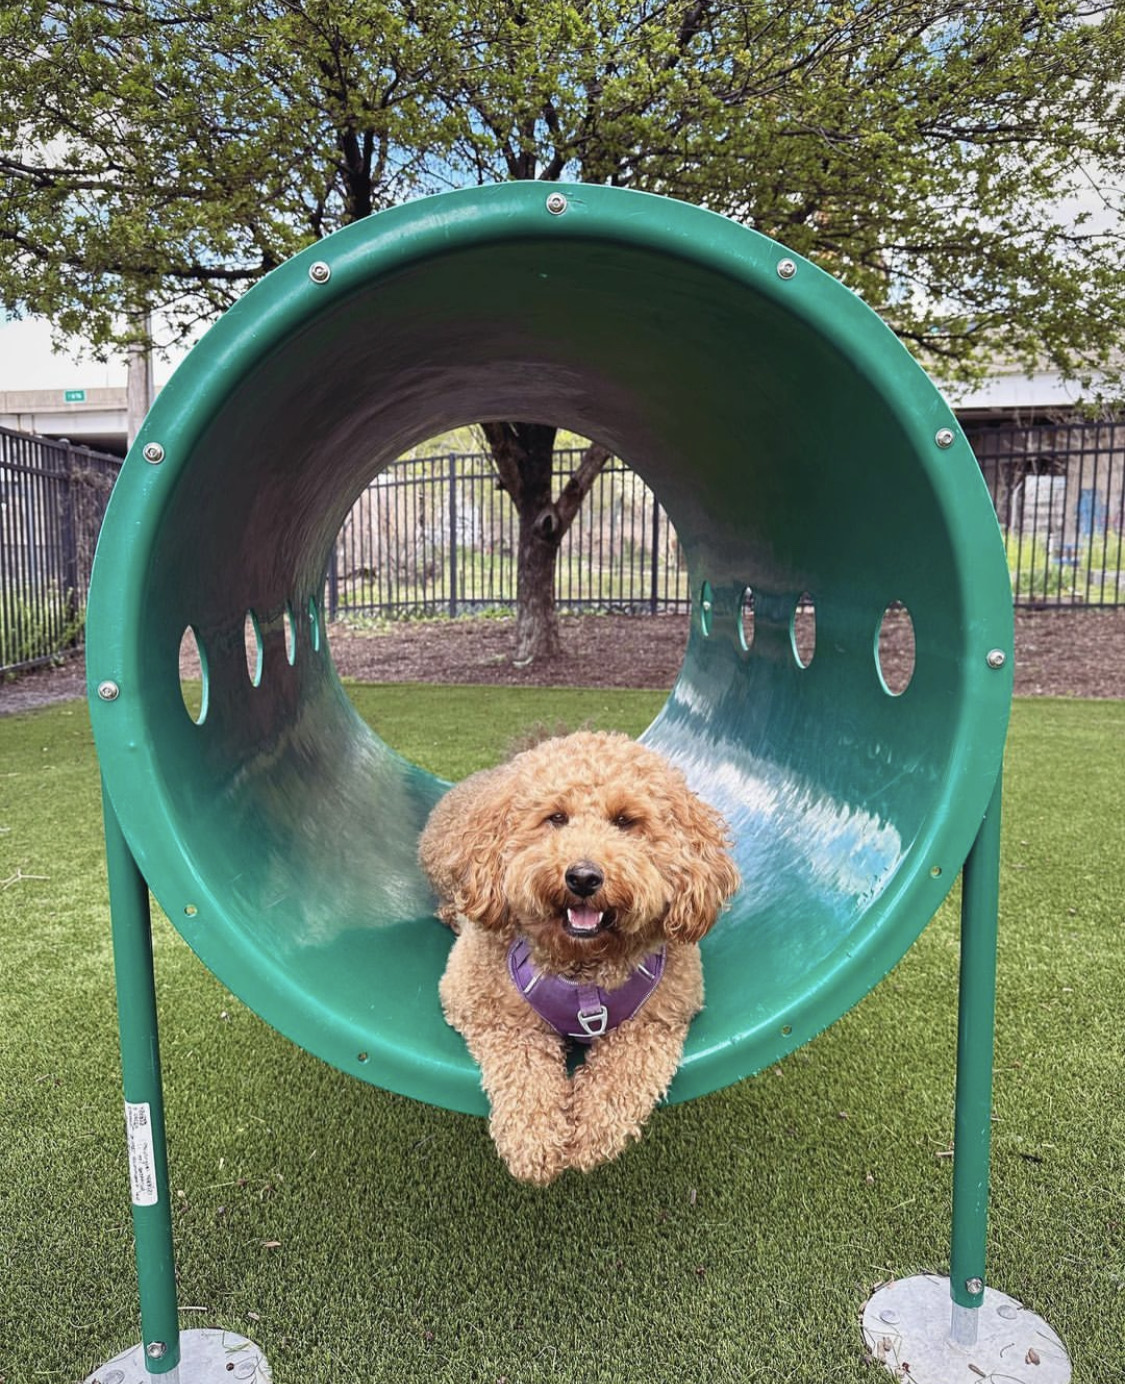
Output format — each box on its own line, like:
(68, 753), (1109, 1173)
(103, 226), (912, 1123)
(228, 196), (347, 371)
(1, 657), (89, 715)
(331, 613), (693, 690)
(2, 607), (1123, 715)
(1006, 608), (1125, 698)
(326, 607), (1125, 698)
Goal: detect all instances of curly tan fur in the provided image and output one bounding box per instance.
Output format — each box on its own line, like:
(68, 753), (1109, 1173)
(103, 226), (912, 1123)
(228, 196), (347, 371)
(419, 730), (740, 1184)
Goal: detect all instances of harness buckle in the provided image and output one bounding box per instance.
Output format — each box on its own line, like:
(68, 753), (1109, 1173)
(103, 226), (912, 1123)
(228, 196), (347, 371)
(576, 1004), (609, 1038)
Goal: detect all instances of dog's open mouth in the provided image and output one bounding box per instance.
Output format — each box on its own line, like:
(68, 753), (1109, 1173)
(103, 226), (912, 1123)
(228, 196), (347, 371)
(564, 904), (611, 938)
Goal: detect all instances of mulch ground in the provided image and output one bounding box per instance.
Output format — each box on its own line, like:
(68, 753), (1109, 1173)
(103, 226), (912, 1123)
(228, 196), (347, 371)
(2, 608), (1123, 715)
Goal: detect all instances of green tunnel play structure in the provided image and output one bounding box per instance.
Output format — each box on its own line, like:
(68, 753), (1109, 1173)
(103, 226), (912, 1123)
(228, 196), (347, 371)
(85, 182), (1026, 1377)
(88, 180), (1012, 1111)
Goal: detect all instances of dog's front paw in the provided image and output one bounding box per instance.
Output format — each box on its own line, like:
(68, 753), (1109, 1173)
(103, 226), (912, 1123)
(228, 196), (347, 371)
(565, 1023), (684, 1173)
(490, 1108), (571, 1185)
(461, 1021), (574, 1185)
(567, 1110), (644, 1175)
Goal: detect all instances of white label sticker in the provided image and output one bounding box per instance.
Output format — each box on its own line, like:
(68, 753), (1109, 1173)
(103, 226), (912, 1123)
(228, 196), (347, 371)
(124, 1101), (159, 1207)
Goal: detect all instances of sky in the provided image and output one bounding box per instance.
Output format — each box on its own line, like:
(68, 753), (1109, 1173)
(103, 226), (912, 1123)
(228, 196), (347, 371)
(0, 313), (183, 392)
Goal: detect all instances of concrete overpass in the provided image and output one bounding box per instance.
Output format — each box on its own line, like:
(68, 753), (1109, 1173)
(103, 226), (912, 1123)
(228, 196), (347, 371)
(0, 368), (1102, 461)
(0, 387), (130, 455)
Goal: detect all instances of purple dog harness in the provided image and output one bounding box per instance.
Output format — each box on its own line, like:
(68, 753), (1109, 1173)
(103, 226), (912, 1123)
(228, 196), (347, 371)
(507, 937), (666, 1043)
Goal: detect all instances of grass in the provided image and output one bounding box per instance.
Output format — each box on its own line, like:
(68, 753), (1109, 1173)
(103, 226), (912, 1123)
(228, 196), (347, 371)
(1, 689), (1123, 1383)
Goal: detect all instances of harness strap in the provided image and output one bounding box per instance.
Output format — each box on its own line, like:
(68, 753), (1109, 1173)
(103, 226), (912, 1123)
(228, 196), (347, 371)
(507, 937), (666, 1044)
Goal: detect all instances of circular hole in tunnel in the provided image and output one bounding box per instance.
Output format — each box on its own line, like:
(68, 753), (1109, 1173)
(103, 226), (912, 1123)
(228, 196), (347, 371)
(876, 602), (917, 695)
(178, 626), (209, 725)
(244, 611), (264, 686)
(283, 602), (298, 666)
(791, 593), (817, 668)
(308, 596), (322, 653)
(699, 581), (714, 637)
(739, 587), (756, 653)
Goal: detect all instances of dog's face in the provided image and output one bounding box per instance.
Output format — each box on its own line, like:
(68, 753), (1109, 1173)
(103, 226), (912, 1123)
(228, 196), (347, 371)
(425, 731), (740, 971)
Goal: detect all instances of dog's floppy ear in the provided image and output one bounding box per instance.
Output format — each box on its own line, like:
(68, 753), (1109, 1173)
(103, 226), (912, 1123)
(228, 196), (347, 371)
(662, 790), (741, 944)
(418, 766), (514, 931)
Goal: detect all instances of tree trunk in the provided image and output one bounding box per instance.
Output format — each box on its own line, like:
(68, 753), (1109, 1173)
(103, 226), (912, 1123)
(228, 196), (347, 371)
(514, 512), (563, 665)
(481, 421), (612, 667)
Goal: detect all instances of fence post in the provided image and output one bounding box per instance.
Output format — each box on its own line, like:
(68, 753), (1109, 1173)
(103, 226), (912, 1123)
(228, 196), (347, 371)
(448, 454), (458, 618)
(61, 444), (82, 639)
(650, 499), (661, 615)
(326, 544), (339, 619)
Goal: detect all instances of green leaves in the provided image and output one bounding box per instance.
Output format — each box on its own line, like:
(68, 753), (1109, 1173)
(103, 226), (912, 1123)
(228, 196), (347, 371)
(1, 0), (1122, 387)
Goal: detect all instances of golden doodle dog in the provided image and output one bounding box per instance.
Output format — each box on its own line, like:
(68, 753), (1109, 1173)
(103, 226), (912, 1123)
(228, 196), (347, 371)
(419, 730), (740, 1185)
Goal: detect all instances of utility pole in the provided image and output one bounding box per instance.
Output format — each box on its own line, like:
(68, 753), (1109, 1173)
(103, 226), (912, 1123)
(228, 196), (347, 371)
(126, 312), (154, 448)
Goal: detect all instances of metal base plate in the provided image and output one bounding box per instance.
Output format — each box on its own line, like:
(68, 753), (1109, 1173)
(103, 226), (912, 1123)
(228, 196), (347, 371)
(83, 1328), (271, 1384)
(862, 1275), (1070, 1383)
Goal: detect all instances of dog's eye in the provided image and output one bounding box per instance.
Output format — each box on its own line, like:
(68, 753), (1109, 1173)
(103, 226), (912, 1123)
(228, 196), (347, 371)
(544, 811), (569, 828)
(611, 813), (639, 831)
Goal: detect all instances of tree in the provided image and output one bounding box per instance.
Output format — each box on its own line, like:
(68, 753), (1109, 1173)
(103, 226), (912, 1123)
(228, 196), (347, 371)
(0, 0), (437, 346)
(481, 423), (612, 663)
(3, 2), (1124, 661)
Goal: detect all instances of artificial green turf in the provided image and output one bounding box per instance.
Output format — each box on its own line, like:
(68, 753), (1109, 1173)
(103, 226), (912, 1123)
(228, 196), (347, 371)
(1, 691), (1122, 1382)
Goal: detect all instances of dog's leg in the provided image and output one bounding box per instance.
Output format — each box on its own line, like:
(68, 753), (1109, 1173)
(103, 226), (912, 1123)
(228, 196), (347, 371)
(567, 1015), (688, 1172)
(459, 1024), (573, 1185)
(439, 929), (571, 1186)
(567, 944), (704, 1173)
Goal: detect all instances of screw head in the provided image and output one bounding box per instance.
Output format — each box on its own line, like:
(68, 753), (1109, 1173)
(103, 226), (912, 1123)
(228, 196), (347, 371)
(987, 648), (1007, 669)
(935, 427), (956, 449)
(142, 442), (165, 464)
(965, 1277), (984, 1297)
(308, 260), (331, 283)
(97, 680), (120, 702)
(145, 1342), (167, 1360)
(545, 191), (568, 215)
(776, 258), (797, 280)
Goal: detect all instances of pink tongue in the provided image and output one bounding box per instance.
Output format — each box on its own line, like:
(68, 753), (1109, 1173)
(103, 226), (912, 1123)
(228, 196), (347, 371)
(567, 906), (603, 932)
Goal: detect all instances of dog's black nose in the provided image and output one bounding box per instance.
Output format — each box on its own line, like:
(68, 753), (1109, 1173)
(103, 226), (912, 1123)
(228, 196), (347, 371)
(565, 862), (604, 898)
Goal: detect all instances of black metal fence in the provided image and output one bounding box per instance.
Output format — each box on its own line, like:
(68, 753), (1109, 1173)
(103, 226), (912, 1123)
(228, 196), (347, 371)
(3, 417), (1122, 676)
(327, 449), (689, 619)
(963, 418), (1125, 608)
(0, 427), (121, 674)
(330, 422), (1125, 620)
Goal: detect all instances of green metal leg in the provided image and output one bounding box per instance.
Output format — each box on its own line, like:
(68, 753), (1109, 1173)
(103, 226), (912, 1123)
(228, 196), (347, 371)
(948, 768), (1003, 1345)
(863, 766), (1069, 1377)
(103, 784), (182, 1377)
